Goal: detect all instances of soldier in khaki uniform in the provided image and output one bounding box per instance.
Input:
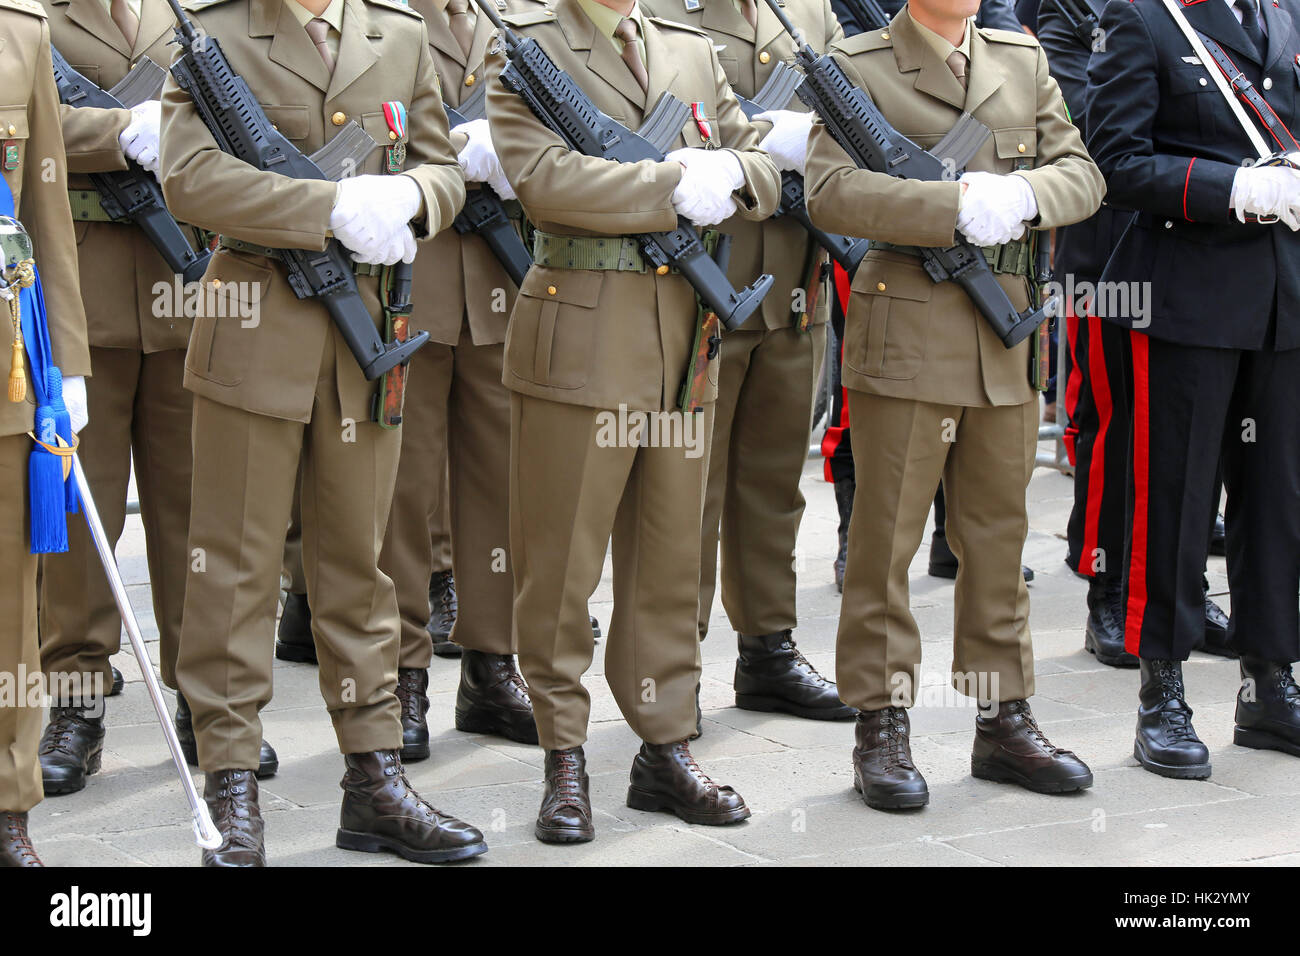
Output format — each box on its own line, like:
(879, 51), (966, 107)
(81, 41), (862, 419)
(0, 0), (92, 866)
(372, 0), (551, 763)
(804, 0), (1102, 810)
(36, 0), (280, 798)
(484, 0), (780, 843)
(644, 0), (852, 723)
(160, 0), (485, 865)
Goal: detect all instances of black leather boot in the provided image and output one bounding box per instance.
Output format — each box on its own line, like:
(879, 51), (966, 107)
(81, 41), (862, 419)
(1209, 512), (1226, 557)
(109, 666), (123, 697)
(734, 631), (856, 720)
(396, 667), (430, 762)
(427, 570), (461, 658)
(590, 614), (602, 641)
(1234, 657), (1300, 757)
(833, 476), (855, 593)
(336, 750), (487, 863)
(971, 699), (1093, 793)
(0, 812), (43, 867)
(175, 692), (279, 779)
(626, 740), (750, 825)
(1134, 659), (1211, 779)
(38, 704), (105, 795)
(852, 707), (928, 810)
(202, 769), (266, 867)
(1196, 588), (1236, 659)
(455, 651), (538, 744)
(1084, 575), (1137, 667)
(928, 529), (1034, 582)
(275, 592), (316, 664)
(535, 747), (594, 844)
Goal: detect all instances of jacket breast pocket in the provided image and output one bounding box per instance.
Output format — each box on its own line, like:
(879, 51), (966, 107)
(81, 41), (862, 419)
(263, 105), (311, 142)
(844, 255), (932, 381)
(993, 127), (1037, 170)
(506, 267), (601, 389)
(1166, 65), (1219, 138)
(184, 252), (272, 388)
(362, 111), (407, 175)
(0, 104), (28, 205)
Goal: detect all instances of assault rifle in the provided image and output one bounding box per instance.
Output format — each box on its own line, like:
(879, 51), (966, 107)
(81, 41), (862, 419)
(51, 48), (211, 284)
(760, 0), (1053, 347)
(163, 0), (427, 379)
(837, 0), (891, 33)
(733, 63), (869, 275)
(446, 83), (533, 287)
(468, 0), (773, 329)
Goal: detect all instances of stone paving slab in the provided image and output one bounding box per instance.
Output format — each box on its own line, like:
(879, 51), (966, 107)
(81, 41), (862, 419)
(27, 447), (1300, 867)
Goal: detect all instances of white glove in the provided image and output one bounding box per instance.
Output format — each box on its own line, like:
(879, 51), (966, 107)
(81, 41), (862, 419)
(1230, 164), (1300, 230)
(119, 100), (161, 175)
(665, 147), (744, 227)
(454, 119), (516, 200)
(63, 376), (88, 434)
(754, 109), (814, 175)
(955, 171), (1038, 246)
(329, 174), (422, 263)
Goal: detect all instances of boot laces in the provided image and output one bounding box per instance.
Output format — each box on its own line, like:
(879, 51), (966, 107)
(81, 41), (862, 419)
(550, 750), (585, 803)
(673, 743), (716, 789)
(3, 813), (39, 865)
(433, 571), (457, 624)
(877, 707), (914, 770)
(39, 708), (90, 757)
(212, 774), (260, 850)
(1006, 700), (1070, 755)
(396, 670), (426, 721)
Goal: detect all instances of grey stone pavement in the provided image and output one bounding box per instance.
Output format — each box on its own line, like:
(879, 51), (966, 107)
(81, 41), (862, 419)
(29, 438), (1300, 867)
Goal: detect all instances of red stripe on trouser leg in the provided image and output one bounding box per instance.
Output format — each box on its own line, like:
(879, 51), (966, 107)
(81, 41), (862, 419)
(1124, 330), (1151, 656)
(1062, 301), (1084, 466)
(1079, 313), (1115, 577)
(823, 263), (854, 483)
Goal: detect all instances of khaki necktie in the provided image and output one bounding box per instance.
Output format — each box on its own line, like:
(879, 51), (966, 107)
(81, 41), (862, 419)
(111, 0), (139, 47)
(305, 17), (335, 74)
(740, 0), (757, 28)
(946, 50), (968, 90)
(446, 0), (475, 58)
(614, 18), (648, 93)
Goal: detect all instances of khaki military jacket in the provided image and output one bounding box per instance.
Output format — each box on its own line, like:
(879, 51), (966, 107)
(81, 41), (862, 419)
(159, 0), (465, 423)
(644, 0), (841, 332)
(805, 7), (1103, 406)
(48, 0), (199, 352)
(0, 0), (91, 438)
(485, 0), (781, 412)
(408, 0), (547, 345)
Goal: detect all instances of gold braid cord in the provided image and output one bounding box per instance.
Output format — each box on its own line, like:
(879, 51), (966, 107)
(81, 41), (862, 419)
(6, 258), (35, 404)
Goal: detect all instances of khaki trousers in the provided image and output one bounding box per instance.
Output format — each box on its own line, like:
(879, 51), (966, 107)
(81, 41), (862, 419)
(836, 391), (1037, 710)
(511, 393), (713, 750)
(380, 325), (514, 669)
(699, 324), (825, 639)
(0, 434), (42, 813)
(40, 346), (192, 691)
(178, 337), (403, 770)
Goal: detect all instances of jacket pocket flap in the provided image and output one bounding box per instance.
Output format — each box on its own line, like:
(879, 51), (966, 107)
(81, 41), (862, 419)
(0, 105), (29, 139)
(993, 127), (1036, 159)
(519, 267), (603, 308)
(263, 105), (311, 141)
(851, 253), (934, 302)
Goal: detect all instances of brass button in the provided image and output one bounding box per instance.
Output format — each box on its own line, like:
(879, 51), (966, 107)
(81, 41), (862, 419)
(6, 125), (14, 136)
(876, 281), (886, 292)
(465, 73), (476, 86)
(656, 264), (670, 276)
(331, 111), (346, 126)
(388, 130), (398, 140)
(211, 279), (222, 289)
(758, 51), (771, 64)
(1017, 143), (1026, 153)
(881, 31), (889, 39)
(546, 285), (557, 296)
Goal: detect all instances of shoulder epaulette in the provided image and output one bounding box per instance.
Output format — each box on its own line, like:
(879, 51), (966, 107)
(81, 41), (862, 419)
(977, 26), (1040, 46)
(833, 27), (892, 55)
(0, 0), (49, 17)
(364, 0), (425, 20)
(501, 7), (559, 27)
(647, 15), (710, 36)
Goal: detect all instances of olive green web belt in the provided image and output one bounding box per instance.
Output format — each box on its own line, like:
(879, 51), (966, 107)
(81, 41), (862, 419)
(867, 235), (1034, 278)
(531, 230), (681, 273)
(67, 189), (122, 223)
(216, 235), (383, 277)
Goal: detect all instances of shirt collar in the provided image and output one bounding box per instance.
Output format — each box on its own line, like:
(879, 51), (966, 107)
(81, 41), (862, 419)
(285, 0), (346, 33)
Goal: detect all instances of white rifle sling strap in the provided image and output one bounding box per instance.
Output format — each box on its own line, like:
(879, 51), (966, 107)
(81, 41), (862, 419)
(1159, 0), (1272, 159)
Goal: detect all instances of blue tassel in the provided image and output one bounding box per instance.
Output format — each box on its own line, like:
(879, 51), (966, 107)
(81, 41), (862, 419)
(29, 404), (68, 554)
(44, 367), (80, 515)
